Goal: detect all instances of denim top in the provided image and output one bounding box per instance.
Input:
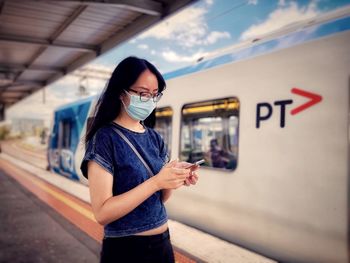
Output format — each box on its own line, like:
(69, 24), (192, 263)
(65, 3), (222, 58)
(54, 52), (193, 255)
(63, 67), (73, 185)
(80, 122), (169, 237)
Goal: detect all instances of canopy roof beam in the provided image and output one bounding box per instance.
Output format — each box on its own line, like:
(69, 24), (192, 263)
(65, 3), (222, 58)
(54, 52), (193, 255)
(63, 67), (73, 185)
(4, 5), (89, 95)
(0, 34), (96, 52)
(13, 0), (163, 16)
(0, 63), (65, 73)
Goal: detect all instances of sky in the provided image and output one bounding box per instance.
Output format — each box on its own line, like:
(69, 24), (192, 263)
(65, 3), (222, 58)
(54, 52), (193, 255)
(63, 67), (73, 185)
(5, 0), (350, 126)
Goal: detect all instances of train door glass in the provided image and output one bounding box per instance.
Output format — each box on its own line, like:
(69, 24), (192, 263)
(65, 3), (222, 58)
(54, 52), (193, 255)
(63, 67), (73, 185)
(58, 120), (72, 149)
(155, 107), (173, 158)
(180, 98), (239, 171)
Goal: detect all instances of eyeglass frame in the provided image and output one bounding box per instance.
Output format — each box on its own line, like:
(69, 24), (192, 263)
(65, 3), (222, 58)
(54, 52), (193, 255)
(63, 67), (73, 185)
(128, 88), (163, 102)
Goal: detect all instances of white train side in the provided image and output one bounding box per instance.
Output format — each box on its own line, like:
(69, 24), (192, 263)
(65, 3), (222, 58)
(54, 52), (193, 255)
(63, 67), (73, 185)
(157, 10), (350, 263)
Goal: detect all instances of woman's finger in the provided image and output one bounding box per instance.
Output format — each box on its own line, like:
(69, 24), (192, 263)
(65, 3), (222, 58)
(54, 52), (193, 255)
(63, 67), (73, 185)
(189, 176), (197, 185)
(172, 167), (189, 175)
(190, 164), (200, 171)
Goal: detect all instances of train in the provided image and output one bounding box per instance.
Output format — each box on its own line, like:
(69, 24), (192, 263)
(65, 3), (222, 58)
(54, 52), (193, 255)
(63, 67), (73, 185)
(48, 7), (350, 263)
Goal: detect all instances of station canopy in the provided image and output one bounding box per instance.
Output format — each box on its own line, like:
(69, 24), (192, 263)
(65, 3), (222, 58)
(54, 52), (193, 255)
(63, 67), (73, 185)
(0, 0), (195, 110)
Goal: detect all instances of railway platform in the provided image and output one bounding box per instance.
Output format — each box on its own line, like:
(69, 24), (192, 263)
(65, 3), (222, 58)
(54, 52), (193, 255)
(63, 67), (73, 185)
(0, 145), (276, 263)
(0, 164), (100, 263)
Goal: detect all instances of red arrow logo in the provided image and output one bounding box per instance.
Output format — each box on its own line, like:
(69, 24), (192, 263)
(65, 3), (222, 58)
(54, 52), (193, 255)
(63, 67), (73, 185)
(290, 88), (322, 115)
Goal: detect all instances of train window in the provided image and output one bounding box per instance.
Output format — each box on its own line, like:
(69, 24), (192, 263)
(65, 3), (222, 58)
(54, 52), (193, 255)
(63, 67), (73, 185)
(155, 106), (173, 157)
(180, 98), (239, 171)
(58, 120), (72, 149)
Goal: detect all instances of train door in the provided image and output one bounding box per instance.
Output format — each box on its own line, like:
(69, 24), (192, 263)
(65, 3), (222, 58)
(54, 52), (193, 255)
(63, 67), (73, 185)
(57, 119), (76, 178)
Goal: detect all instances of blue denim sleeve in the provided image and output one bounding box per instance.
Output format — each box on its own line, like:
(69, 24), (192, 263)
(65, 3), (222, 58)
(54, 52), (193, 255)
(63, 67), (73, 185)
(80, 129), (114, 178)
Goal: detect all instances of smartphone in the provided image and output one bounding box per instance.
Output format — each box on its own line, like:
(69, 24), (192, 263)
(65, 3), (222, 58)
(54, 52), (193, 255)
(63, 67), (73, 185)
(186, 159), (205, 169)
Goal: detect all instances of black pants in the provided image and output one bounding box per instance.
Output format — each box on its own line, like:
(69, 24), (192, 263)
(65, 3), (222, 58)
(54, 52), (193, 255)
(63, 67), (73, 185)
(100, 229), (175, 263)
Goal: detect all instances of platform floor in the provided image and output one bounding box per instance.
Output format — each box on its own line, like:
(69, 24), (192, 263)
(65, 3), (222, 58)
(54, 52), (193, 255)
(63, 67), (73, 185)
(0, 167), (100, 263)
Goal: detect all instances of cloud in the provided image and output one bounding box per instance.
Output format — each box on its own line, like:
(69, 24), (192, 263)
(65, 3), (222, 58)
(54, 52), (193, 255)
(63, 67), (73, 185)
(161, 49), (208, 63)
(240, 1), (318, 40)
(205, 31), (230, 45)
(138, 3), (230, 48)
(137, 44), (149, 50)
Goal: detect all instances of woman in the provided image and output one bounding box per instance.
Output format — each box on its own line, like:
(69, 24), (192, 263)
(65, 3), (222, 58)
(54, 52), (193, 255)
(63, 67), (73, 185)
(80, 56), (199, 263)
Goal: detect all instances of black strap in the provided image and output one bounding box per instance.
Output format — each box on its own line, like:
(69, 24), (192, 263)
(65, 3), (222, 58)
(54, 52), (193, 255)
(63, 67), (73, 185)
(111, 127), (154, 177)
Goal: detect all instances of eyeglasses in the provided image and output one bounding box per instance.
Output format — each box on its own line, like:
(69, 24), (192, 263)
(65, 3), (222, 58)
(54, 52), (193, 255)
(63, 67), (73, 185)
(128, 88), (163, 102)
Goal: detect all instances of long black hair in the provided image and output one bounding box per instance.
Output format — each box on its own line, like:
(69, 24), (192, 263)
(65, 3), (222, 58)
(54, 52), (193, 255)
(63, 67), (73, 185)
(84, 56), (166, 145)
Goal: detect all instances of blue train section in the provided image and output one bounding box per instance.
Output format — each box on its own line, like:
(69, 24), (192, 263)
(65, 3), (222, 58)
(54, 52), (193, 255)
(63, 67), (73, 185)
(48, 96), (95, 180)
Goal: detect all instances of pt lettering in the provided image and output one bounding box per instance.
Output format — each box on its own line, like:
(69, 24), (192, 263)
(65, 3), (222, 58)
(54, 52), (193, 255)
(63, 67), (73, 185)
(256, 100), (293, 128)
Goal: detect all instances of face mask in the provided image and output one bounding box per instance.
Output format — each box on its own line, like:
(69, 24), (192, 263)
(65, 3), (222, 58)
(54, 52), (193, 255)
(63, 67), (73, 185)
(123, 91), (156, 121)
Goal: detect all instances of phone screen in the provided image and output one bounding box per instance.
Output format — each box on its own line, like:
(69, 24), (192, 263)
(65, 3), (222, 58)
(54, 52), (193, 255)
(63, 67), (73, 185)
(186, 159), (205, 169)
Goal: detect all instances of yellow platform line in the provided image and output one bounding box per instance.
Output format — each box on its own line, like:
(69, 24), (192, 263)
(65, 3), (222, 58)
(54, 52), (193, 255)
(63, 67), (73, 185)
(15, 167), (96, 222)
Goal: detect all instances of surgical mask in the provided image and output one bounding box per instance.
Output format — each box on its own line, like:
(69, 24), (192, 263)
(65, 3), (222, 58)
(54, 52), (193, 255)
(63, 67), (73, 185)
(123, 91), (156, 121)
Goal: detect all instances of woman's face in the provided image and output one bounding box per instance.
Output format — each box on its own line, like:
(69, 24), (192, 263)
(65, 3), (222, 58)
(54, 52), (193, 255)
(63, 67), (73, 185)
(121, 69), (159, 106)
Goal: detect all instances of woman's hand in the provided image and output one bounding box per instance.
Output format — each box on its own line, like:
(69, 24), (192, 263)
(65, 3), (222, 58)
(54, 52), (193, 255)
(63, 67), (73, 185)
(173, 161), (200, 187)
(183, 165), (199, 186)
(187, 166), (199, 186)
(152, 160), (190, 190)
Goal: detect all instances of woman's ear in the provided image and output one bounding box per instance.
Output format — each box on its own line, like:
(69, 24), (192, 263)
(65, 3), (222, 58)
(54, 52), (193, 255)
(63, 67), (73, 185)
(119, 91), (125, 100)
(120, 91), (128, 105)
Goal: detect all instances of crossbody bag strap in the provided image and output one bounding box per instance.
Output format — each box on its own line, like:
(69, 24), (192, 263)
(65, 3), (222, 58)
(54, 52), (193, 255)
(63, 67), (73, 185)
(112, 127), (154, 177)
